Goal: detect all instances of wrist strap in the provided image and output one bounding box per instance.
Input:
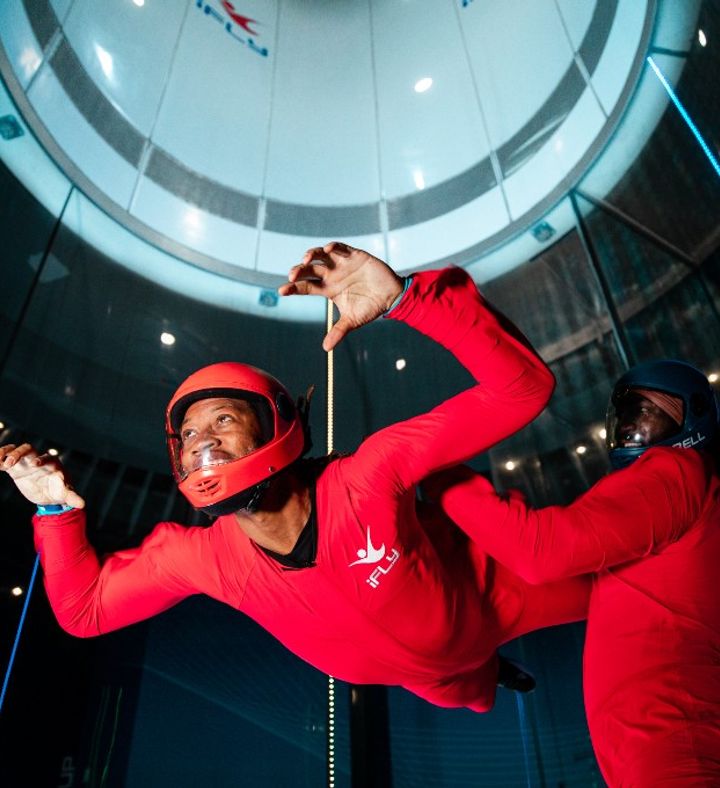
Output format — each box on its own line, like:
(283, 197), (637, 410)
(36, 503), (75, 517)
(384, 276), (413, 316)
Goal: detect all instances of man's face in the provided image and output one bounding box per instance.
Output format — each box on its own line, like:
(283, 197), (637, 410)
(614, 391), (679, 449)
(179, 397), (266, 474)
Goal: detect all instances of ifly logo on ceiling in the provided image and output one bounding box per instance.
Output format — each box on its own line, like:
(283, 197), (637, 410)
(195, 0), (269, 58)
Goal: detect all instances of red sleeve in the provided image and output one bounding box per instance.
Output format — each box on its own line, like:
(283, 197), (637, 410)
(33, 508), (197, 636)
(429, 448), (711, 584)
(404, 654), (499, 713)
(347, 267), (555, 495)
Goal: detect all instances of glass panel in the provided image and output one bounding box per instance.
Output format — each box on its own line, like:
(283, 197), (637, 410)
(387, 624), (601, 787)
(579, 4), (720, 258)
(576, 192), (720, 372)
(0, 159), (67, 363)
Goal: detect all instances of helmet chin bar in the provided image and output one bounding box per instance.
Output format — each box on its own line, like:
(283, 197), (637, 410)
(199, 479), (271, 517)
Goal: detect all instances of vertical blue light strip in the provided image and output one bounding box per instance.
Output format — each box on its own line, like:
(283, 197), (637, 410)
(515, 694), (534, 788)
(0, 554), (41, 713)
(647, 55), (720, 178)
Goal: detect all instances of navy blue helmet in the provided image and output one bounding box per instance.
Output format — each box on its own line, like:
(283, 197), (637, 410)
(606, 360), (719, 470)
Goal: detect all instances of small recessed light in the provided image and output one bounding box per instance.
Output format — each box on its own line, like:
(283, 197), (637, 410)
(413, 171), (425, 190)
(94, 44), (114, 79)
(414, 77), (433, 93)
(708, 372), (718, 383)
(698, 29), (707, 47)
(47, 448), (59, 456)
(183, 207), (204, 234)
(395, 359), (406, 371)
(575, 445), (587, 455)
(597, 428), (607, 440)
(504, 460), (516, 471)
(161, 332), (176, 346)
(11, 586), (23, 597)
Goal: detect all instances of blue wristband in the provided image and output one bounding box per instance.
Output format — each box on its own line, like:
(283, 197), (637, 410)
(36, 503), (75, 516)
(384, 276), (413, 316)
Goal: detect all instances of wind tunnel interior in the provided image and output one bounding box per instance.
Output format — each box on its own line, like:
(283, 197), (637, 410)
(1, 0), (720, 786)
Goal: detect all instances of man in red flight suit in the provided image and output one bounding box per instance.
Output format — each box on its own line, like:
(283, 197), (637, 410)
(428, 360), (720, 784)
(0, 242), (589, 712)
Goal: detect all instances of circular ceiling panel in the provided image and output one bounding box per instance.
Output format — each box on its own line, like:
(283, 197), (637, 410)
(0, 0), (698, 301)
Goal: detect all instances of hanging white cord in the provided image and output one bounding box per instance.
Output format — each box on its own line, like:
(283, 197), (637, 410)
(326, 298), (336, 788)
(326, 300), (335, 457)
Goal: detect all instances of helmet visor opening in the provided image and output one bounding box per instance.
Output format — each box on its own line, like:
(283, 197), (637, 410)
(168, 393), (274, 482)
(606, 386), (684, 451)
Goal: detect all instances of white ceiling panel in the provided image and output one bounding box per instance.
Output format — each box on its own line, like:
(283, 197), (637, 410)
(150, 0), (277, 195)
(62, 0), (188, 134)
(263, 0), (380, 206)
(372, 0), (491, 200)
(0, 0), (693, 315)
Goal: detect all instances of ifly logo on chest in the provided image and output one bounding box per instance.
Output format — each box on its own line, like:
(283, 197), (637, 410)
(349, 526), (400, 588)
(195, 0), (269, 57)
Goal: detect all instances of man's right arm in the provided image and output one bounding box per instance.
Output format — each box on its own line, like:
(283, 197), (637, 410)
(33, 509), (194, 636)
(2, 443), (192, 636)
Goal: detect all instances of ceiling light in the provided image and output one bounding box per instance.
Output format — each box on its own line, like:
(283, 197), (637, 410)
(575, 445), (587, 455)
(0, 421), (4, 430)
(133, 0), (145, 6)
(182, 207), (204, 236)
(161, 331), (176, 346)
(708, 372), (718, 383)
(11, 586), (23, 597)
(414, 77), (433, 93)
(597, 428), (607, 440)
(413, 170), (425, 190)
(19, 48), (41, 79)
(504, 460), (516, 471)
(94, 44), (114, 79)
(698, 29), (707, 47)
(395, 359), (406, 371)
(47, 448), (59, 456)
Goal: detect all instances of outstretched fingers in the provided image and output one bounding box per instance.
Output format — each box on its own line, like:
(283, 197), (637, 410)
(1, 443), (35, 469)
(279, 255), (332, 298)
(322, 241), (352, 256)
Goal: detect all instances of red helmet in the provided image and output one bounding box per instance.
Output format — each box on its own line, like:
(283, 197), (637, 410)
(166, 362), (307, 513)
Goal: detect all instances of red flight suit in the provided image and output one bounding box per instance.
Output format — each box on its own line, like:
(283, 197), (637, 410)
(32, 267), (590, 711)
(430, 449), (720, 785)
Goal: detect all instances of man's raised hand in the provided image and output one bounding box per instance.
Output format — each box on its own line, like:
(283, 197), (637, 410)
(278, 242), (404, 351)
(0, 443), (85, 509)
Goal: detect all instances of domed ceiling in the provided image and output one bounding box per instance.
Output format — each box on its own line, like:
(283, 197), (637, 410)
(0, 0), (699, 319)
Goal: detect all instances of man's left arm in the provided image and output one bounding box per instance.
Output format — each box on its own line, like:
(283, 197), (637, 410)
(349, 266), (554, 493)
(280, 242), (554, 493)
